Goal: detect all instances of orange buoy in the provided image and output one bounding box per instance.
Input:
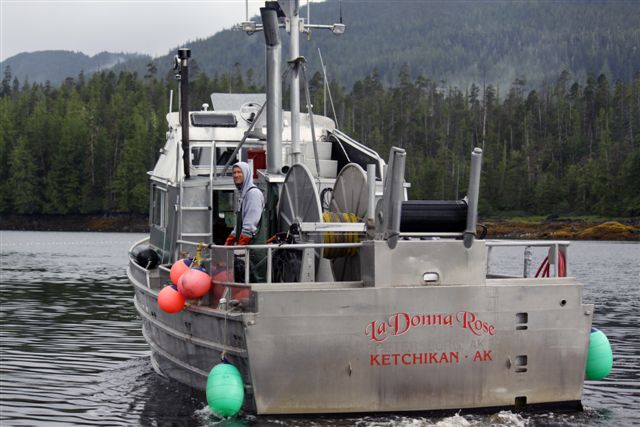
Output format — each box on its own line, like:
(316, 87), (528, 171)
(158, 284), (185, 313)
(170, 258), (192, 284)
(178, 267), (212, 299)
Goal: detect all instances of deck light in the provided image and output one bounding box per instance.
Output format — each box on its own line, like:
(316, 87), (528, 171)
(331, 23), (346, 35)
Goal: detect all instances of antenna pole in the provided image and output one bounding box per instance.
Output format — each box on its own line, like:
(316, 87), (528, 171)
(177, 48), (191, 179)
(261, 6), (283, 174)
(318, 48), (339, 129)
(318, 48), (327, 117)
(289, 0), (301, 164)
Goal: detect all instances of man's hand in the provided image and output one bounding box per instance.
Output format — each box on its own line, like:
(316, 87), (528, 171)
(237, 234), (252, 246)
(225, 234), (236, 246)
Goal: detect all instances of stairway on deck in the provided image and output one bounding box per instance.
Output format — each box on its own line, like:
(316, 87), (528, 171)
(302, 141), (337, 178)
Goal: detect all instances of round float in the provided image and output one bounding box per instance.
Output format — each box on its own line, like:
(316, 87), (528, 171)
(170, 258), (192, 284)
(177, 267), (211, 299)
(158, 284), (185, 313)
(206, 363), (244, 417)
(585, 327), (613, 380)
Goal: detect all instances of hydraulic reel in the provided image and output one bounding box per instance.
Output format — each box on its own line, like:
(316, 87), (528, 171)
(275, 162), (371, 283)
(276, 163), (324, 282)
(326, 163), (370, 281)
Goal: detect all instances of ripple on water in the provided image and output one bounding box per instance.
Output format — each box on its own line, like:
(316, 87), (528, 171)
(1, 233), (638, 426)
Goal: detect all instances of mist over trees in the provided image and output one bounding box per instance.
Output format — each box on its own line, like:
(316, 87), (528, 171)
(0, 64), (639, 218)
(331, 68), (640, 217)
(3, 0), (639, 91)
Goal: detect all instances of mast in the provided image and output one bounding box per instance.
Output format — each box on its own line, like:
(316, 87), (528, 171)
(242, 0), (345, 169)
(261, 6), (283, 174)
(289, 1), (301, 164)
(177, 48), (191, 179)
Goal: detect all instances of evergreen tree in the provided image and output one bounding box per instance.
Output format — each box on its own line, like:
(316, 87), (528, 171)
(8, 136), (40, 213)
(44, 91), (88, 213)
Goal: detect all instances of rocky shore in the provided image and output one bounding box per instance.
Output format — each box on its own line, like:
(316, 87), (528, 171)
(482, 217), (640, 241)
(1, 214), (639, 240)
(0, 214), (149, 233)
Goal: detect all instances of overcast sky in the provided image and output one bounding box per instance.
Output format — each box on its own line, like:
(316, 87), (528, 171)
(0, 0), (265, 62)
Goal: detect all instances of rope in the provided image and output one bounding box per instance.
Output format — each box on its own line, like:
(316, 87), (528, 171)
(319, 187), (333, 212)
(221, 304), (238, 363)
(322, 211), (360, 259)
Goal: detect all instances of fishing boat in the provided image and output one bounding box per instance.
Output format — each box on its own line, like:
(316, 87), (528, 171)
(128, 0), (611, 415)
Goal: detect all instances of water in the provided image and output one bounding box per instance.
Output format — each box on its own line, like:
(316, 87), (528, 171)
(1, 231), (638, 426)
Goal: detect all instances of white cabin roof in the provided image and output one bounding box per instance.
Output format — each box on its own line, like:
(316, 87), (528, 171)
(149, 107), (336, 183)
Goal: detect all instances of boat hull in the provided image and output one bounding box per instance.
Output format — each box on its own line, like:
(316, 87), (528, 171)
(244, 281), (591, 414)
(129, 257), (592, 415)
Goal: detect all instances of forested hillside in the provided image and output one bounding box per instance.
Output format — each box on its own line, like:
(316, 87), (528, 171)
(3, 1), (639, 90)
(1, 67), (638, 217)
(0, 51), (149, 86)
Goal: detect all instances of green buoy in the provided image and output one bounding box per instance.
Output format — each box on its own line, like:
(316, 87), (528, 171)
(206, 363), (244, 417)
(585, 328), (613, 380)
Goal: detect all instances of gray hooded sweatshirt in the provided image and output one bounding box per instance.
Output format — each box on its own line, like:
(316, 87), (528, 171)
(231, 161), (265, 238)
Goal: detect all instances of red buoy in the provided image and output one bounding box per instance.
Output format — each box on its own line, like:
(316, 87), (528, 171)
(158, 285), (185, 313)
(170, 258), (192, 284)
(178, 267), (212, 299)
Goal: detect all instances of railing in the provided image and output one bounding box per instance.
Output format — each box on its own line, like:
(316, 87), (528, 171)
(172, 238), (571, 295)
(177, 240), (363, 289)
(485, 240), (569, 278)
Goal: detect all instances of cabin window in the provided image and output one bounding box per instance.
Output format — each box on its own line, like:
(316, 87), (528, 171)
(216, 191), (235, 227)
(191, 146), (212, 168)
(212, 190), (236, 245)
(152, 186), (167, 228)
(191, 112), (237, 127)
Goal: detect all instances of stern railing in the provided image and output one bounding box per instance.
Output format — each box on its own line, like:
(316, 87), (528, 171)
(486, 240), (570, 278)
(177, 240), (363, 291)
(171, 239), (571, 303)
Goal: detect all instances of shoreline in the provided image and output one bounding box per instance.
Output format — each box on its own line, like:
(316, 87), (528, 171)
(1, 214), (639, 240)
(0, 214), (149, 233)
(481, 217), (640, 241)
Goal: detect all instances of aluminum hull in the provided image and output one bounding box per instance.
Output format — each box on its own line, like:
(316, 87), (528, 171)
(129, 253), (592, 415)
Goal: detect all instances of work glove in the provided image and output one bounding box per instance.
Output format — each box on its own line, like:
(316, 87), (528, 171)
(225, 234), (236, 246)
(237, 234), (252, 246)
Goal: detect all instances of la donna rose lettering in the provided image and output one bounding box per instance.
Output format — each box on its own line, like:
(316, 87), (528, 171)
(365, 311), (495, 342)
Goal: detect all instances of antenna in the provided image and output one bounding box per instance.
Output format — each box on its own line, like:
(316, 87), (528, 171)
(300, 0), (346, 35)
(318, 48), (327, 116)
(241, 1), (345, 166)
(318, 48), (339, 129)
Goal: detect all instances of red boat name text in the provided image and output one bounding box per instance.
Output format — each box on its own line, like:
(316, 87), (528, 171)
(365, 311), (495, 342)
(369, 350), (493, 366)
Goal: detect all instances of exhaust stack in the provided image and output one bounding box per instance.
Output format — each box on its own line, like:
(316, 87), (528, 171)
(382, 147), (406, 249)
(177, 48), (191, 179)
(464, 147), (483, 248)
(261, 6), (282, 174)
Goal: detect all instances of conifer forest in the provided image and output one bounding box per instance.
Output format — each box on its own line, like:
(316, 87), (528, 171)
(0, 65), (639, 218)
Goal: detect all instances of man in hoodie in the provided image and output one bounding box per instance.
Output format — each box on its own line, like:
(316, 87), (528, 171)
(225, 161), (265, 247)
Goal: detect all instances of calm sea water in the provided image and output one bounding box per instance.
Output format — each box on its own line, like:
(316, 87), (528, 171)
(0, 231), (638, 426)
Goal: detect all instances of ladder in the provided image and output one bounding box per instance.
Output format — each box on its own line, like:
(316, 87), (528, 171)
(176, 144), (216, 256)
